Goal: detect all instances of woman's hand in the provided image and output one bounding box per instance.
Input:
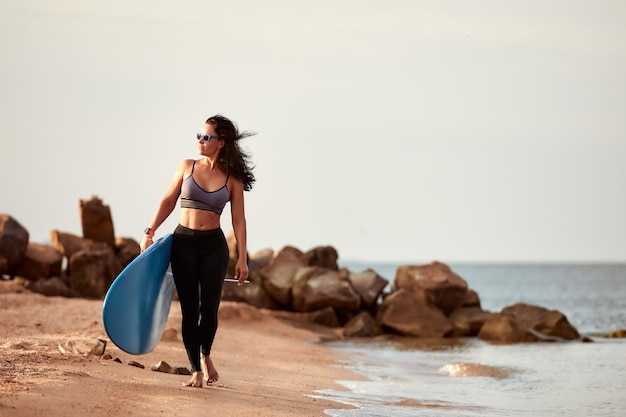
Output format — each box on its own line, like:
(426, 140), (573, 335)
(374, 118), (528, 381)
(234, 259), (249, 286)
(140, 236), (153, 253)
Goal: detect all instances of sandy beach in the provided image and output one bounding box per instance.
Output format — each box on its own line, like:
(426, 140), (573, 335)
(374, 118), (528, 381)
(0, 279), (358, 417)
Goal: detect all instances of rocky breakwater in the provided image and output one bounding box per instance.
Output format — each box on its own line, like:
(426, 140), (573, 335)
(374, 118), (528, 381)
(222, 245), (589, 344)
(1, 197), (592, 344)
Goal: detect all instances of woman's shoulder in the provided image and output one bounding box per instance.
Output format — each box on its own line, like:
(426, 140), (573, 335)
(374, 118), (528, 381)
(174, 159), (196, 176)
(177, 158), (196, 169)
(227, 175), (244, 193)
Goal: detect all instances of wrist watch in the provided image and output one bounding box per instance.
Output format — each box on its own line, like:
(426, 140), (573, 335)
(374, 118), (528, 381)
(144, 227), (154, 237)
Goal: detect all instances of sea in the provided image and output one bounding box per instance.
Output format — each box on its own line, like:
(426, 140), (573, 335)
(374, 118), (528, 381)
(315, 262), (626, 417)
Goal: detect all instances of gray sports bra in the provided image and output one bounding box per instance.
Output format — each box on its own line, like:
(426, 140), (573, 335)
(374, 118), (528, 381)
(180, 161), (230, 214)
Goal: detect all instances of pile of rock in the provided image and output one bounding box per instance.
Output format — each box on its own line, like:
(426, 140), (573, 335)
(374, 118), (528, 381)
(1, 197), (587, 344)
(0, 197), (139, 298)
(224, 245), (585, 343)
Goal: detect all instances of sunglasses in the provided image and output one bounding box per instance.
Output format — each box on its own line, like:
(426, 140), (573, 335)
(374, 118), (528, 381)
(197, 133), (219, 142)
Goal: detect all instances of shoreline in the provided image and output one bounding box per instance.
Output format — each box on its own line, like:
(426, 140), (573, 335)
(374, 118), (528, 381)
(0, 281), (359, 416)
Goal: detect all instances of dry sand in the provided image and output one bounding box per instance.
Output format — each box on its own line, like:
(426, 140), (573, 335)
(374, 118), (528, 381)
(0, 279), (359, 416)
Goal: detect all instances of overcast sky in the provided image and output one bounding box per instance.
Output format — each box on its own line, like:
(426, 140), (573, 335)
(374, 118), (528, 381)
(1, 0), (625, 263)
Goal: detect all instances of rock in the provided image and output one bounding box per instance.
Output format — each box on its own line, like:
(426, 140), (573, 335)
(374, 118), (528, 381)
(291, 266), (361, 313)
(221, 281), (282, 310)
(151, 361), (191, 375)
(463, 289), (481, 308)
(99, 353), (113, 360)
(394, 262), (468, 315)
(478, 313), (541, 343)
(79, 196), (115, 248)
(305, 246), (339, 270)
(58, 338), (106, 355)
(260, 246), (308, 308)
(14, 242), (63, 280)
(377, 289), (454, 337)
(500, 303), (581, 340)
(67, 248), (122, 298)
(222, 277), (250, 302)
(220, 281), (245, 303)
(251, 248), (274, 268)
(343, 311), (381, 338)
(308, 306), (341, 328)
(222, 247), (280, 308)
(449, 306), (492, 337)
(0, 214), (29, 274)
(0, 256), (8, 276)
(347, 268), (389, 309)
(50, 230), (109, 260)
(151, 361), (174, 373)
(25, 276), (79, 297)
(601, 329), (626, 338)
(114, 237), (140, 268)
(128, 361), (145, 369)
(176, 367), (192, 375)
(248, 248), (274, 283)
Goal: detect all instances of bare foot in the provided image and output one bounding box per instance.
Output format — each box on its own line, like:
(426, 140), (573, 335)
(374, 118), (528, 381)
(183, 371), (203, 388)
(201, 354), (219, 384)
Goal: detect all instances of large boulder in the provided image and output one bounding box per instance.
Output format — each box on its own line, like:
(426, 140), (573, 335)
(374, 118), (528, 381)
(501, 303), (581, 340)
(449, 306), (492, 337)
(0, 257), (7, 276)
(463, 289), (481, 308)
(377, 289), (454, 337)
(221, 281), (282, 310)
(114, 237), (140, 268)
(67, 248), (122, 298)
(222, 247), (278, 308)
(305, 246), (339, 270)
(222, 249), (274, 300)
(260, 246), (308, 308)
(249, 248), (274, 281)
(307, 306), (341, 328)
(50, 230), (109, 259)
(291, 266), (361, 313)
(348, 268), (388, 309)
(343, 311), (381, 338)
(0, 214), (29, 274)
(26, 277), (79, 298)
(478, 303), (581, 343)
(14, 242), (63, 280)
(394, 262), (468, 315)
(79, 196), (115, 248)
(478, 313), (541, 343)
(50, 230), (110, 278)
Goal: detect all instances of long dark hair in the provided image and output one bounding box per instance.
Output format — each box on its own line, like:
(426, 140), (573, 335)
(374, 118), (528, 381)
(206, 115), (256, 191)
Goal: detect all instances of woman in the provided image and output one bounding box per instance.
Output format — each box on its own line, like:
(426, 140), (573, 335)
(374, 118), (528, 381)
(140, 115), (255, 388)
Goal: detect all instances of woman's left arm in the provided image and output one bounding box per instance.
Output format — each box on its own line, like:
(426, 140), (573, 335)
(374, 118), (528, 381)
(230, 179), (249, 285)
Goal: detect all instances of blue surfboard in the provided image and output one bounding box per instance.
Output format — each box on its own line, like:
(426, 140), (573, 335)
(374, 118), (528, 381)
(103, 233), (175, 355)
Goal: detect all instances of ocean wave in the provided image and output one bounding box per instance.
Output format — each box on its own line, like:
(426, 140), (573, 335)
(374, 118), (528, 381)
(439, 361), (516, 379)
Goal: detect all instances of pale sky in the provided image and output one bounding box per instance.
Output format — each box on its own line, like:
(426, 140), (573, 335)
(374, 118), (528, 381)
(1, 0), (625, 263)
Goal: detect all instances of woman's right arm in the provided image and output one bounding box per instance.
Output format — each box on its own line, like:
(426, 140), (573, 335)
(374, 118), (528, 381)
(140, 160), (189, 251)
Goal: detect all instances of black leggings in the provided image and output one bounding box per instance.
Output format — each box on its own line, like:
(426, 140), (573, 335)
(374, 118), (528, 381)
(170, 225), (229, 372)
